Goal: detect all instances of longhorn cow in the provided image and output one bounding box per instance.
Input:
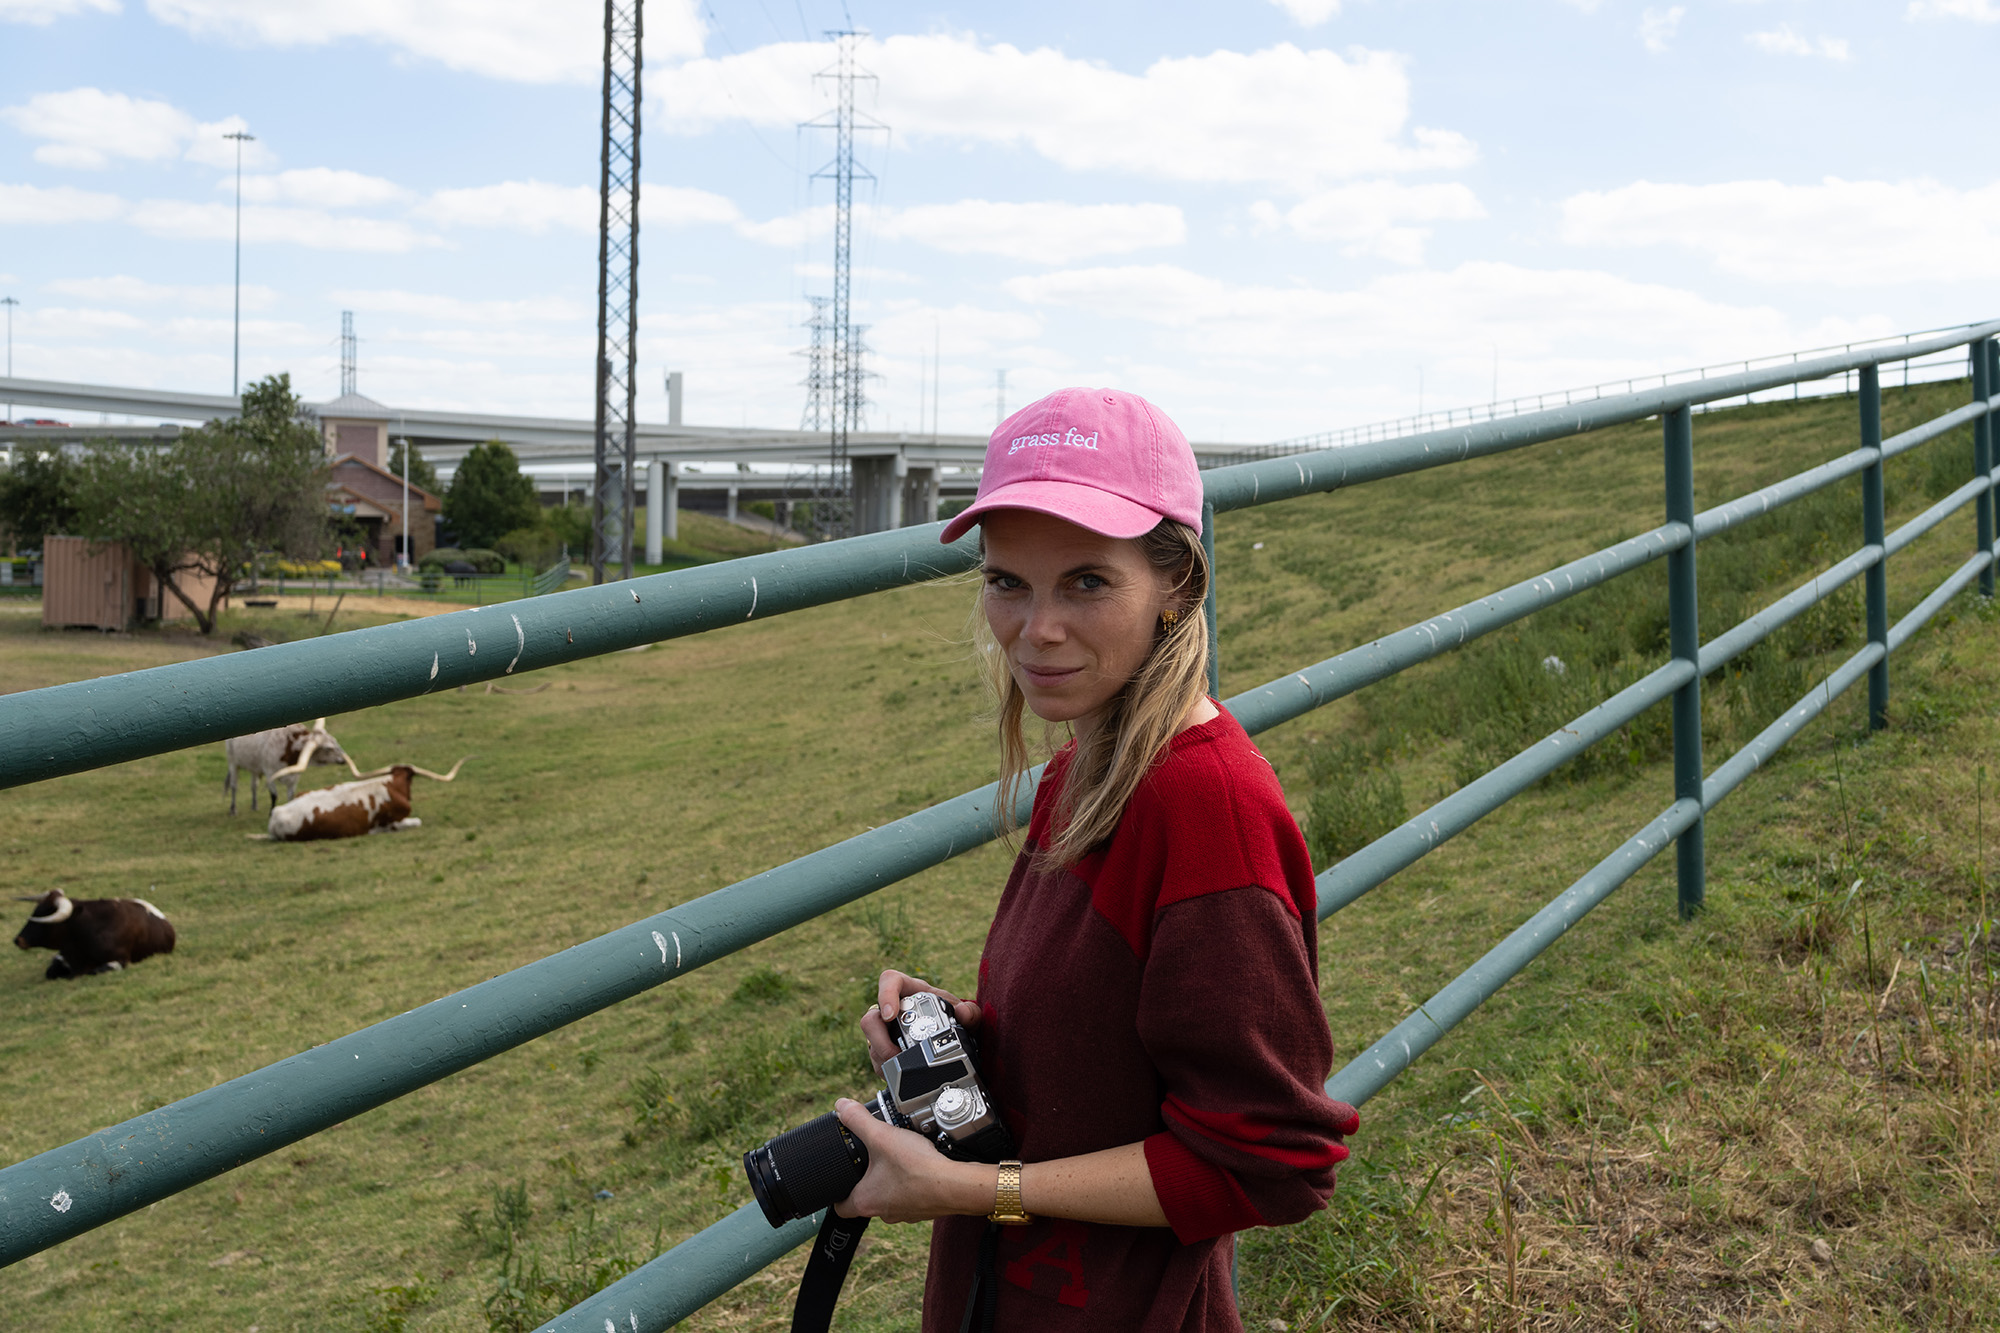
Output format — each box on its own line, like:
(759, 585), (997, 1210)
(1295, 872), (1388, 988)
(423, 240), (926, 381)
(13, 891), (176, 980)
(225, 718), (356, 814)
(264, 757), (468, 842)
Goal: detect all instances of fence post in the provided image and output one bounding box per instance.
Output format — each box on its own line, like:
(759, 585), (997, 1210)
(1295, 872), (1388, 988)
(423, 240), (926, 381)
(1201, 500), (1218, 697)
(1664, 406), (1705, 918)
(1976, 338), (1995, 597)
(1860, 365), (1888, 731)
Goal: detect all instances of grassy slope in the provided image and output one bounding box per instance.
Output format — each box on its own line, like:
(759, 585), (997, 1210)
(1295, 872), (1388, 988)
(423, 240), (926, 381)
(0, 380), (1995, 1330)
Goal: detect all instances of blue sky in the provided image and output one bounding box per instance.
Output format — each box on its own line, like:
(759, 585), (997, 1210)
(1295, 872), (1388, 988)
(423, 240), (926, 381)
(3, 0), (1998, 442)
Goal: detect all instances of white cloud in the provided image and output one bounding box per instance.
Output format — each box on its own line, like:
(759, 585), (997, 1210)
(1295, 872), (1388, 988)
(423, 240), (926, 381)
(0, 181), (125, 223)
(0, 88), (270, 170)
(235, 168), (409, 208)
(133, 199), (438, 252)
(415, 179), (743, 235)
(1746, 25), (1851, 60)
(999, 259), (1890, 435)
(1560, 177), (2000, 285)
(1907, 0), (1999, 19)
(1250, 181), (1484, 263)
(1640, 6), (1685, 53)
(417, 180), (595, 233)
(655, 35), (1475, 191)
(0, 0), (116, 22)
(44, 274), (278, 310)
(329, 288), (588, 324)
(411, 182), (1182, 265)
(1269, 0), (1340, 25)
(876, 201), (1185, 265)
(144, 0), (705, 85)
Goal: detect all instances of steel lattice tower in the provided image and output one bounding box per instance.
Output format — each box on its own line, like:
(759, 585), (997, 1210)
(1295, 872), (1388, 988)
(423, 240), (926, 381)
(339, 311), (356, 396)
(798, 295), (833, 431)
(592, 0), (643, 583)
(804, 31), (883, 536)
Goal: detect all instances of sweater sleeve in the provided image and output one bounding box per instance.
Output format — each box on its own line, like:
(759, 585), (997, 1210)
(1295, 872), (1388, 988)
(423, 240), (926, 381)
(1135, 885), (1355, 1244)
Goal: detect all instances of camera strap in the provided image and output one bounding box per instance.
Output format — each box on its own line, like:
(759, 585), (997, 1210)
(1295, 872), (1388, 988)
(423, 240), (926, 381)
(790, 1210), (870, 1333)
(791, 1213), (1002, 1333)
(955, 1222), (1002, 1333)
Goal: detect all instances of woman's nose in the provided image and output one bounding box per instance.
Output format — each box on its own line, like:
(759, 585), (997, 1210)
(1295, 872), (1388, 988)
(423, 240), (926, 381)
(1021, 595), (1065, 645)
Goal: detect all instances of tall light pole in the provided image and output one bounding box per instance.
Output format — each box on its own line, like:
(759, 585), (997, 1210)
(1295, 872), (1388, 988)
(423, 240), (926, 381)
(224, 129), (254, 398)
(1, 295), (17, 422)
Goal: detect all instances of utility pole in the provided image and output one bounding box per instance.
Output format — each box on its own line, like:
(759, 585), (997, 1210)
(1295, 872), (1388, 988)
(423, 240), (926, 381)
(340, 310), (357, 396)
(804, 30), (885, 538)
(224, 129), (254, 398)
(995, 368), (1007, 427)
(1, 295), (17, 421)
(592, 0), (643, 584)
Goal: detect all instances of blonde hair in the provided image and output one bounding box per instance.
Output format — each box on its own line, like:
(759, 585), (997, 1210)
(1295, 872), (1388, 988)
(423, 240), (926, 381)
(980, 519), (1212, 867)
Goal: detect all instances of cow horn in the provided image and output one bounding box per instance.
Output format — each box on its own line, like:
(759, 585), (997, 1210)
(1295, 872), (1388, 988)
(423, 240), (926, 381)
(406, 757), (469, 783)
(270, 731), (324, 781)
(28, 894), (73, 925)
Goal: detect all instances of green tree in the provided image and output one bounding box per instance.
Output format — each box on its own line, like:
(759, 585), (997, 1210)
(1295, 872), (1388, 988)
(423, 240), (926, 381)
(387, 437), (441, 496)
(444, 440), (539, 549)
(70, 373), (329, 635)
(0, 448), (81, 550)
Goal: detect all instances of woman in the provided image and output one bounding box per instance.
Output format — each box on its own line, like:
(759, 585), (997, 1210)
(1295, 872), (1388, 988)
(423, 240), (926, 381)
(833, 387), (1359, 1332)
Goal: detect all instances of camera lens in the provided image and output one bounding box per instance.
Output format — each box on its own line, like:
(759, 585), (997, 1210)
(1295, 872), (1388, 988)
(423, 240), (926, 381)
(743, 1111), (870, 1228)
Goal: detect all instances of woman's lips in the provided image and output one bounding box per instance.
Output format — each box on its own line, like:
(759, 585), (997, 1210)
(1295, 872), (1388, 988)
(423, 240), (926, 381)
(1019, 664), (1083, 688)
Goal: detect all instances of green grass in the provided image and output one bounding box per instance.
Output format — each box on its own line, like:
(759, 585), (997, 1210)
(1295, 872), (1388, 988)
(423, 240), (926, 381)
(4, 380), (1999, 1329)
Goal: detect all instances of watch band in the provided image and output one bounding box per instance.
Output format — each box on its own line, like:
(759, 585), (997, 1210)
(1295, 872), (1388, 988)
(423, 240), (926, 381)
(989, 1160), (1032, 1225)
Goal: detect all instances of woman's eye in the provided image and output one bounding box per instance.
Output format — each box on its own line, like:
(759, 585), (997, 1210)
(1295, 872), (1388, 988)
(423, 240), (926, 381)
(986, 574), (1023, 591)
(1076, 574), (1108, 591)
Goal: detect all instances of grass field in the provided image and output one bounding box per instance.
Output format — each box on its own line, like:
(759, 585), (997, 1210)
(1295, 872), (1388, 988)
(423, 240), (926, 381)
(3, 380), (1998, 1330)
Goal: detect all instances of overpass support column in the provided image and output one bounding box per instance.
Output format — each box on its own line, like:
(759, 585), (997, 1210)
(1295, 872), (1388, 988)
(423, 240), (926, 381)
(889, 452), (907, 530)
(850, 457), (895, 535)
(645, 460), (664, 565)
(727, 485), (739, 524)
(905, 466), (938, 525)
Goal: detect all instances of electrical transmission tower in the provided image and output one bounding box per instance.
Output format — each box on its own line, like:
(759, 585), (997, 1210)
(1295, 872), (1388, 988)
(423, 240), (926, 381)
(844, 323), (876, 431)
(798, 295), (833, 431)
(339, 310), (356, 396)
(802, 30), (885, 537)
(592, 0), (643, 583)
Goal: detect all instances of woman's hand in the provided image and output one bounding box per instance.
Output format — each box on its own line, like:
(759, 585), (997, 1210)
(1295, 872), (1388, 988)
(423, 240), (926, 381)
(830, 1098), (990, 1224)
(860, 969), (981, 1074)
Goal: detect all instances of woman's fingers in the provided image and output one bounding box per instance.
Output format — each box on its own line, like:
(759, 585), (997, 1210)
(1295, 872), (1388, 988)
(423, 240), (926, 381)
(874, 968), (964, 1024)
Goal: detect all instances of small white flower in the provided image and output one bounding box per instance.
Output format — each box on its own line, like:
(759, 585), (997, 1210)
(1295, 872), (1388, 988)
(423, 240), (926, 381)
(1541, 655), (1567, 676)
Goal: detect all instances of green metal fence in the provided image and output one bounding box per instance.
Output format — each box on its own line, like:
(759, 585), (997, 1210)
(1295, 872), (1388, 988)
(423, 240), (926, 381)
(4, 320), (2000, 1330)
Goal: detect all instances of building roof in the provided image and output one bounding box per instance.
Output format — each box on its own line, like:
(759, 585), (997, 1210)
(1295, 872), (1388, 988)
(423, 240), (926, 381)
(318, 392), (394, 421)
(329, 453), (442, 512)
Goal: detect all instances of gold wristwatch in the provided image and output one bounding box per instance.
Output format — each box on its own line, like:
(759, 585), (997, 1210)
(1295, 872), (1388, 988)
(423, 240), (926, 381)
(989, 1160), (1032, 1225)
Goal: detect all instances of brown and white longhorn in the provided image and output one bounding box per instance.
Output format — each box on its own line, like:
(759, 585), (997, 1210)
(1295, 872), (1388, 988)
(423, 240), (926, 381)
(262, 756), (468, 841)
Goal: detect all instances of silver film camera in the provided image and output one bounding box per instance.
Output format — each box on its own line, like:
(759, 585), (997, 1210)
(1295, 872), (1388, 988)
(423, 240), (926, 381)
(745, 992), (1013, 1226)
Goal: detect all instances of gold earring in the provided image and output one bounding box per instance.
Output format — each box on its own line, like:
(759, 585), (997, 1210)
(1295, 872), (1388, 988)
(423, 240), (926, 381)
(1161, 609), (1179, 627)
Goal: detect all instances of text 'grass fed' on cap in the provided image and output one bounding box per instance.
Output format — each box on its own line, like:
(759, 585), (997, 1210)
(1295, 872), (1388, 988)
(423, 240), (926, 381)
(940, 387), (1204, 544)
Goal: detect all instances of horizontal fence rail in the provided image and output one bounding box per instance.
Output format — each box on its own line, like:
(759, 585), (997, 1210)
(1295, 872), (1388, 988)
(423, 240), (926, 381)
(4, 320), (2000, 1332)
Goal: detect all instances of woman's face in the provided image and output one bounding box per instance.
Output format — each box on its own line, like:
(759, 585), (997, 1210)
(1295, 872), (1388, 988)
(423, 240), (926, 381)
(980, 508), (1178, 738)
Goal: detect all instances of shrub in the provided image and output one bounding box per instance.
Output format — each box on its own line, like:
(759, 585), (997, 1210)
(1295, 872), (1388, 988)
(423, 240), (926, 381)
(420, 548), (505, 574)
(495, 525), (561, 569)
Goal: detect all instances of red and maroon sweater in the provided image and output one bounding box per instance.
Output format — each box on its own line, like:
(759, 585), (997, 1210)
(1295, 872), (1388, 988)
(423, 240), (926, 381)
(922, 708), (1355, 1333)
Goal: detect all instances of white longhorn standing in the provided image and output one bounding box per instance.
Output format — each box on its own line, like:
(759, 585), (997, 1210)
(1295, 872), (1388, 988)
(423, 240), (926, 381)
(224, 719), (357, 814)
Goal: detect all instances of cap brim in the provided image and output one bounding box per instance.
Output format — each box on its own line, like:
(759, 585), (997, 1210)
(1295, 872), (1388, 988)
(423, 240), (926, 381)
(939, 479), (1164, 545)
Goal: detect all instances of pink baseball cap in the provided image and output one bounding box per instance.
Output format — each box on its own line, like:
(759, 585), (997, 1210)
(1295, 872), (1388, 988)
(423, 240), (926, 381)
(940, 387), (1203, 544)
